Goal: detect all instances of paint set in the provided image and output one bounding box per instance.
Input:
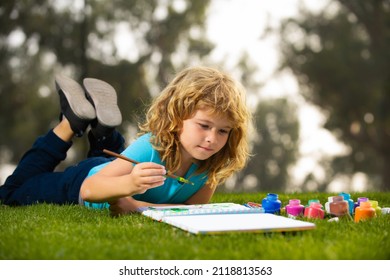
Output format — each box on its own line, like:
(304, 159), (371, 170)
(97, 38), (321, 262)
(244, 192), (389, 222)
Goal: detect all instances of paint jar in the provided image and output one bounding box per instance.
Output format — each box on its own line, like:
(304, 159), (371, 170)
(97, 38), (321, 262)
(354, 201), (376, 222)
(285, 199), (305, 218)
(306, 199), (321, 207)
(369, 200), (382, 216)
(354, 197), (368, 212)
(325, 196), (345, 215)
(339, 192), (354, 215)
(304, 202), (325, 219)
(261, 193), (282, 214)
(328, 196), (349, 217)
(325, 196), (334, 213)
(382, 208), (390, 215)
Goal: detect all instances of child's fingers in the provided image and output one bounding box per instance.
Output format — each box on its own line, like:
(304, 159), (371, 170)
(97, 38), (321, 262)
(136, 162), (166, 176)
(131, 162), (166, 189)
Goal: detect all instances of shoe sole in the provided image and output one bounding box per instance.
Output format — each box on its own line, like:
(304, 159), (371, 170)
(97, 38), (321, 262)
(55, 75), (96, 120)
(83, 78), (122, 127)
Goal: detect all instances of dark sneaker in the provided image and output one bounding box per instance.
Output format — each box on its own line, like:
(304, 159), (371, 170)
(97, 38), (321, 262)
(55, 75), (96, 137)
(83, 78), (122, 140)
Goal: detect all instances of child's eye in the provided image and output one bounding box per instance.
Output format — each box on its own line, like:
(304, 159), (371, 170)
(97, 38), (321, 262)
(219, 129), (229, 134)
(199, 123), (209, 129)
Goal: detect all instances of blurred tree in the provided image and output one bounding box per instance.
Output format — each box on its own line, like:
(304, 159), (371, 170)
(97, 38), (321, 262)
(279, 0), (390, 191)
(0, 0), (213, 166)
(234, 98), (300, 193)
(220, 53), (300, 193)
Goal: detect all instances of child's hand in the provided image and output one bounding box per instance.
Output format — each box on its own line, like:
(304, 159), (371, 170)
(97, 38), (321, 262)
(128, 162), (166, 194)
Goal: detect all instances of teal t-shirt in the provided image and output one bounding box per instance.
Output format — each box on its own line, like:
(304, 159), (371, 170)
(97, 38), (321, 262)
(83, 133), (208, 209)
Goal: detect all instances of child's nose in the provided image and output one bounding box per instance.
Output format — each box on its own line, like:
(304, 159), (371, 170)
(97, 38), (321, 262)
(205, 131), (217, 143)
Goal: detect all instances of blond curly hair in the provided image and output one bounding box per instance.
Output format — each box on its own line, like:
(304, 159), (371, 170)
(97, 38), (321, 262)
(139, 66), (252, 189)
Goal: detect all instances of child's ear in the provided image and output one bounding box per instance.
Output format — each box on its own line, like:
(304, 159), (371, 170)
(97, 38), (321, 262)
(177, 122), (184, 132)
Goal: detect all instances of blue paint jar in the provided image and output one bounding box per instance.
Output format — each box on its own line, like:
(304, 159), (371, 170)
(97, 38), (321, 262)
(339, 192), (354, 215)
(261, 193), (282, 214)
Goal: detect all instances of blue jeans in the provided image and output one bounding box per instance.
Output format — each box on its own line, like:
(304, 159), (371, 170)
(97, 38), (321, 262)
(0, 129), (125, 206)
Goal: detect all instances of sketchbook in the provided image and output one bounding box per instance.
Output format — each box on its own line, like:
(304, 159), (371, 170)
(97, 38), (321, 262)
(139, 203), (316, 235)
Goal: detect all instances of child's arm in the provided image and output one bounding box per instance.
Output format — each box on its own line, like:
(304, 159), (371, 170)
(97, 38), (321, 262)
(80, 157), (166, 202)
(185, 183), (216, 204)
(108, 184), (216, 216)
(109, 196), (174, 216)
(108, 197), (142, 216)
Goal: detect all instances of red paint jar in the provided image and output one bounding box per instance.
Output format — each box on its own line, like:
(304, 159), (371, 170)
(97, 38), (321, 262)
(304, 202), (325, 219)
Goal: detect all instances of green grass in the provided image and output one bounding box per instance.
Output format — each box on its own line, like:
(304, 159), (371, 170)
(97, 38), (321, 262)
(0, 192), (389, 260)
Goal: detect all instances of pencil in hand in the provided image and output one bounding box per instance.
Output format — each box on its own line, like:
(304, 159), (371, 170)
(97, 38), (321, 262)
(102, 149), (194, 185)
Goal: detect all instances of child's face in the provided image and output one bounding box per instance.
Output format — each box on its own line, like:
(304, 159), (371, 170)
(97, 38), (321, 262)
(179, 109), (232, 162)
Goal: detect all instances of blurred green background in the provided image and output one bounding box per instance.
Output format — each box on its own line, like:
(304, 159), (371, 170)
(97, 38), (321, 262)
(0, 0), (389, 193)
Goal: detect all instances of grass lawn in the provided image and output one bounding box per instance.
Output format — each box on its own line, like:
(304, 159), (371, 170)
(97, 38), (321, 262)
(0, 192), (389, 260)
